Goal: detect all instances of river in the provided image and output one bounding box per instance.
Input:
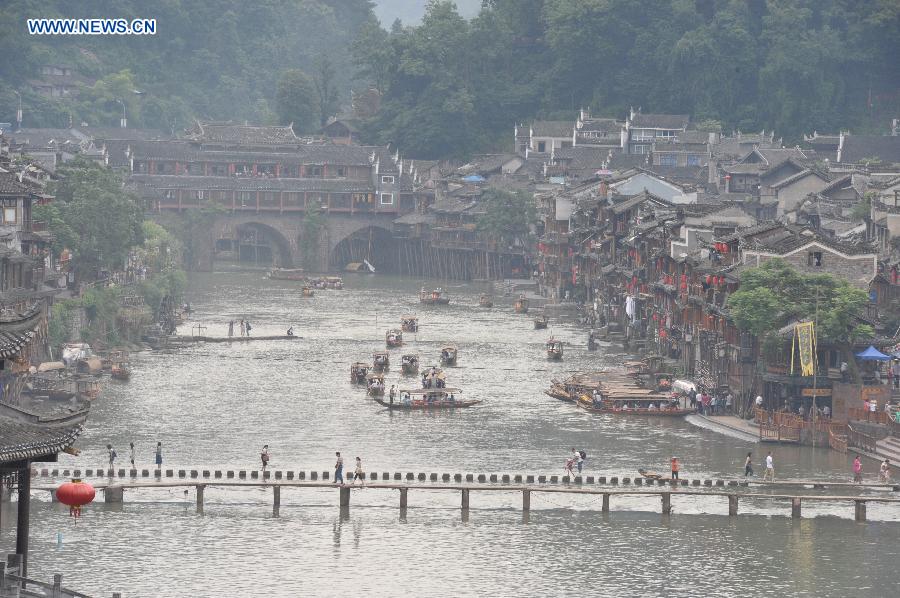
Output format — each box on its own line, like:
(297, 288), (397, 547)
(3, 269), (899, 597)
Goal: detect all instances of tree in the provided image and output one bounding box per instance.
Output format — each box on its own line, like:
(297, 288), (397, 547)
(313, 56), (341, 126)
(299, 202), (325, 270)
(37, 158), (144, 282)
(155, 202), (223, 271)
(727, 259), (872, 381)
(275, 69), (319, 133)
(476, 188), (537, 250)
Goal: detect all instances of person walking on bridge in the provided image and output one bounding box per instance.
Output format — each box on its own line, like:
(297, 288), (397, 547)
(261, 445), (270, 473)
(670, 456), (680, 480)
(107, 444), (117, 471)
(155, 442), (163, 473)
(762, 452), (775, 482)
(334, 452), (344, 485)
(853, 455), (863, 483)
(744, 452), (754, 477)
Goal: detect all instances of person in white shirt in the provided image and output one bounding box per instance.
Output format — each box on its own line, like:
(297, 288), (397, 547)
(823, 405), (831, 418)
(870, 401), (877, 413)
(762, 452), (775, 482)
(755, 395), (763, 409)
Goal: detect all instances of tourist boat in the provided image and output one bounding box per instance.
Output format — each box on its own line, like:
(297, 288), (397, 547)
(546, 338), (564, 360)
(401, 354), (420, 375)
(534, 315), (549, 329)
(301, 286), (315, 297)
(420, 287), (450, 305)
(386, 329), (403, 348)
(374, 387), (481, 410)
(440, 345), (458, 366)
(324, 276), (344, 289)
(479, 294), (493, 308)
(350, 362), (370, 385)
(401, 316), (419, 333)
(110, 353), (131, 381)
(366, 372), (386, 396)
(269, 268), (306, 281)
(373, 351), (390, 372)
(544, 372), (604, 403)
(514, 295), (529, 314)
(575, 394), (693, 416)
(74, 376), (101, 400)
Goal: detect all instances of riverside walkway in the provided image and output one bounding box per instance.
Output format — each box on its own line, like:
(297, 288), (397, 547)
(30, 466), (900, 523)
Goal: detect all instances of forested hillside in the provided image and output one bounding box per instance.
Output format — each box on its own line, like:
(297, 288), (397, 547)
(1, 0), (897, 161)
(0, 0), (376, 131)
(357, 0), (900, 158)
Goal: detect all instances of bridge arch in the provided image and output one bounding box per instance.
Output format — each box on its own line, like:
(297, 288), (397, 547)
(233, 221), (295, 268)
(328, 224), (396, 272)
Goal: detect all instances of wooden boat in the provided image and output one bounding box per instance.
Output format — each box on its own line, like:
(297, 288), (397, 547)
(324, 276), (344, 289)
(544, 383), (575, 403)
(420, 287), (450, 305)
(301, 286), (315, 297)
(366, 372), (385, 396)
(544, 372), (605, 403)
(401, 354), (420, 375)
(75, 376), (101, 400)
(375, 387), (481, 410)
(110, 360), (131, 381)
(514, 295), (529, 314)
(269, 268), (306, 281)
(373, 351), (390, 372)
(479, 294), (493, 308)
(386, 329), (403, 348)
(534, 315), (549, 329)
(638, 469), (665, 480)
(440, 345), (458, 366)
(546, 338), (564, 360)
(401, 316), (419, 333)
(350, 362), (369, 385)
(576, 394), (693, 416)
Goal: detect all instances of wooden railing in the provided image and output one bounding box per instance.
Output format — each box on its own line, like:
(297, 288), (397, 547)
(829, 423), (848, 453)
(847, 424), (878, 454)
(759, 421), (800, 443)
(1, 553), (117, 597)
(848, 408), (891, 425)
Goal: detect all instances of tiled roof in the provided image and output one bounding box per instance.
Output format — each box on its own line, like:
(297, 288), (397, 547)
(577, 119), (620, 134)
(78, 127), (168, 141)
(754, 232), (875, 257)
(6, 128), (84, 149)
(532, 121), (573, 138)
(553, 147), (609, 170)
(127, 174), (381, 193)
(189, 122), (300, 145)
(610, 191), (672, 214)
(0, 173), (31, 195)
(631, 113), (689, 130)
(0, 416), (84, 464)
(839, 135), (900, 165)
(126, 141), (385, 167)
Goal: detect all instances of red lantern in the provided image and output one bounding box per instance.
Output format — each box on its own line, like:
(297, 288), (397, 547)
(705, 275), (713, 285)
(56, 479), (95, 523)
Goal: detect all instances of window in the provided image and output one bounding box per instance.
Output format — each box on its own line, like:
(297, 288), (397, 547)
(537, 141), (546, 153)
(336, 167), (346, 178)
(381, 175), (394, 184)
(658, 153), (676, 167)
(808, 251), (823, 267)
(307, 165), (323, 177)
(633, 145), (649, 155)
(686, 155), (702, 167)
(3, 207), (16, 224)
(380, 193), (394, 205)
(561, 141), (573, 148)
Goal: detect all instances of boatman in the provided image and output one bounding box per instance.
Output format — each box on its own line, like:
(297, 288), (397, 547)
(287, 326), (294, 336)
(389, 385), (396, 404)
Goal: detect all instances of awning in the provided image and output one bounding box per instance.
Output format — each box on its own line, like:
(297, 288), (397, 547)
(856, 345), (891, 361)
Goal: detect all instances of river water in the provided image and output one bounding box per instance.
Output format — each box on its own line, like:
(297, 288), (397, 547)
(3, 269), (899, 597)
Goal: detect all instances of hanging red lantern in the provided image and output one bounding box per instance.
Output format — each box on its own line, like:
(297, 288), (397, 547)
(705, 275), (713, 285)
(56, 479), (95, 523)
(659, 330), (668, 339)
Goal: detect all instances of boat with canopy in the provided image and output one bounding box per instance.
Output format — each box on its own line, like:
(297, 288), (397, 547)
(375, 387), (480, 410)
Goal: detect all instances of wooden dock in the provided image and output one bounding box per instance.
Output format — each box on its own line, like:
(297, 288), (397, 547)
(172, 335), (300, 344)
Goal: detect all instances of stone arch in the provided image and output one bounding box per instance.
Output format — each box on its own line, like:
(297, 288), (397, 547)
(328, 224), (396, 272)
(234, 221), (295, 268)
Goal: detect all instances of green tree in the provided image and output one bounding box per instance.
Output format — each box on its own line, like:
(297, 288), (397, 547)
(299, 202), (325, 271)
(37, 158), (143, 282)
(727, 259), (872, 381)
(313, 56), (341, 126)
(155, 203), (223, 271)
(476, 188), (537, 250)
(275, 69), (319, 133)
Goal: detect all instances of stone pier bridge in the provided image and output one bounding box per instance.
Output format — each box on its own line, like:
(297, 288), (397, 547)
(177, 211), (399, 272)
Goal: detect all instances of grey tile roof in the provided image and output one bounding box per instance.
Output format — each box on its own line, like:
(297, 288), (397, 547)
(127, 174), (379, 193)
(839, 135), (900, 165)
(553, 147), (609, 170)
(78, 127), (169, 141)
(532, 120), (573, 138)
(0, 416), (84, 464)
(577, 118), (621, 133)
(0, 173), (31, 195)
(190, 122), (300, 145)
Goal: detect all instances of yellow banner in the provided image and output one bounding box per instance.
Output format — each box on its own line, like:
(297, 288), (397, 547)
(795, 322), (816, 377)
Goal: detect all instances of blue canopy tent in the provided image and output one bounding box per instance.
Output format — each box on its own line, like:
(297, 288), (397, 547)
(462, 174), (485, 183)
(855, 346), (891, 361)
